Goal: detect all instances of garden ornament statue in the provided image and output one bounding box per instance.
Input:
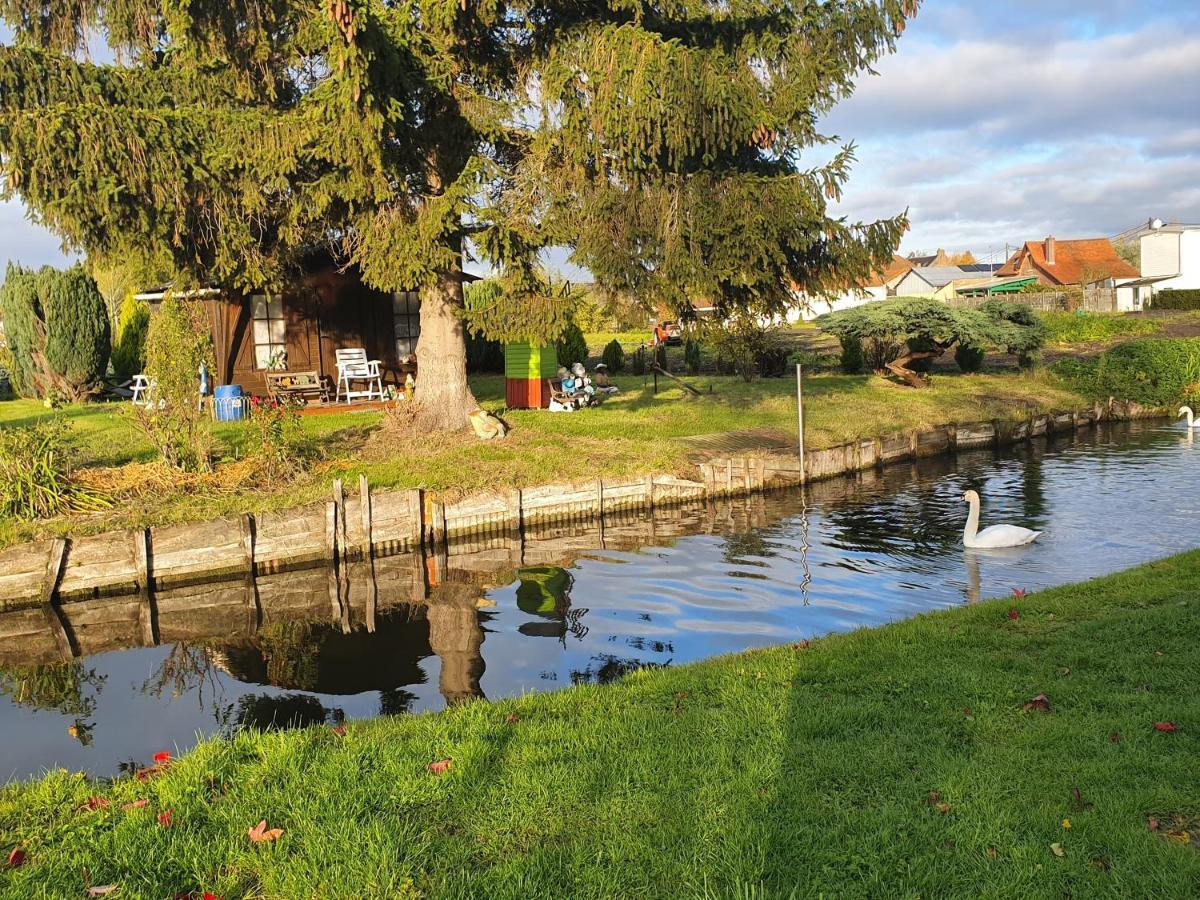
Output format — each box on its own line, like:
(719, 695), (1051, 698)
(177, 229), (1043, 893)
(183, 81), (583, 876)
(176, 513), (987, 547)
(961, 490), (1043, 549)
(1178, 406), (1200, 429)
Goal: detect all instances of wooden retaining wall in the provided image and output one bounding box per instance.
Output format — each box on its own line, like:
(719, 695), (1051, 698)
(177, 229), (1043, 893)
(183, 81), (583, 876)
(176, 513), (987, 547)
(0, 400), (1166, 613)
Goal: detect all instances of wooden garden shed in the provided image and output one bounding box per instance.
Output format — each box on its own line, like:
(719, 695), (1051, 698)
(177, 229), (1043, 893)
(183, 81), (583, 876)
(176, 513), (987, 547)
(136, 263), (479, 397)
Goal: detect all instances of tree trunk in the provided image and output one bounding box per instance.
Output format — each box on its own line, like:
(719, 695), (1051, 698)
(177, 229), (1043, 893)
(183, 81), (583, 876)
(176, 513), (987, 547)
(413, 269), (477, 431)
(885, 344), (947, 388)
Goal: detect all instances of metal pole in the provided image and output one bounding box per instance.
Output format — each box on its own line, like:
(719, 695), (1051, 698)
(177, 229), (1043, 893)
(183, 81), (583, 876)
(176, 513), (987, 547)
(795, 363), (805, 483)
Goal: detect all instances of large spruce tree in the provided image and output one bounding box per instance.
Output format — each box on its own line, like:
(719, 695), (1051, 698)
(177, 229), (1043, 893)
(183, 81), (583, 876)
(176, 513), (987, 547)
(0, 0), (917, 430)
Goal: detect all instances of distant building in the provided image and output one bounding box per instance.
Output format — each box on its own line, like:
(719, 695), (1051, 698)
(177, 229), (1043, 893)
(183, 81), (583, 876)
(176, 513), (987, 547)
(891, 265), (974, 297)
(995, 236), (1138, 287)
(907, 249), (953, 268)
(1138, 221), (1200, 296)
(793, 254), (912, 320)
(995, 236), (1140, 310)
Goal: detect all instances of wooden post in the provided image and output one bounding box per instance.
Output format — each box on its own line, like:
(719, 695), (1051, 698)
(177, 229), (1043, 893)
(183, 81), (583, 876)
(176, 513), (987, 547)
(795, 363), (806, 483)
(131, 528), (158, 647)
(41, 603), (75, 661)
(42, 538), (67, 603)
(131, 528), (151, 593)
(359, 473), (373, 559)
(332, 479), (348, 558)
(237, 513), (255, 573)
(324, 500), (339, 563)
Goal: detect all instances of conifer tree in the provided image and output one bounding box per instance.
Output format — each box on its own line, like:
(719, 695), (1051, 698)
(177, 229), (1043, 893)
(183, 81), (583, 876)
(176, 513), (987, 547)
(0, 0), (919, 430)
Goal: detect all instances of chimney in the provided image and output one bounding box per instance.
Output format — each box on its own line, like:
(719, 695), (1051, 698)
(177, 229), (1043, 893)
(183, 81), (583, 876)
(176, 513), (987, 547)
(1044, 236), (1056, 266)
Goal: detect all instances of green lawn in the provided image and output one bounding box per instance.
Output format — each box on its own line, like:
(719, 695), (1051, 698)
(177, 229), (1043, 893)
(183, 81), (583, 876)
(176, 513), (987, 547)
(0, 369), (1089, 548)
(3, 551), (1198, 898)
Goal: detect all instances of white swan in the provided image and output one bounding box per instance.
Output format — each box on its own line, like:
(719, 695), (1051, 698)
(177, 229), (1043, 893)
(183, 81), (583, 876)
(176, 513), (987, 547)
(962, 490), (1042, 549)
(1179, 406), (1200, 429)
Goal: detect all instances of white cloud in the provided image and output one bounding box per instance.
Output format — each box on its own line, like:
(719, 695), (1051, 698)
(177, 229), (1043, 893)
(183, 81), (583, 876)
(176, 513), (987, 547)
(825, 20), (1200, 255)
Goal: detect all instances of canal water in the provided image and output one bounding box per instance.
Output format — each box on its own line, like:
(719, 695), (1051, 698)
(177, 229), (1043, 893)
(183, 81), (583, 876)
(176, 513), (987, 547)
(2, 420), (1197, 782)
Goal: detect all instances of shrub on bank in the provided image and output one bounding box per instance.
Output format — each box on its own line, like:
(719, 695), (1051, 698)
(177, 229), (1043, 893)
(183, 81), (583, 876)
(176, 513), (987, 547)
(1052, 338), (1200, 407)
(601, 339), (625, 372)
(1151, 289), (1200, 311)
(0, 264), (110, 400)
(1041, 311), (1159, 345)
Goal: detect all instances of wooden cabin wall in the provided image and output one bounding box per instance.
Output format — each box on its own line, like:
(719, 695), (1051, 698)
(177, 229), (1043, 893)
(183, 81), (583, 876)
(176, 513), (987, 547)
(211, 270), (401, 395)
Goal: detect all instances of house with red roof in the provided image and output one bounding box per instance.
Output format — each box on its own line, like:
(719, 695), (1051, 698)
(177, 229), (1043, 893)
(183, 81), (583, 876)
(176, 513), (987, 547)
(995, 236), (1142, 310)
(996, 236), (1139, 287)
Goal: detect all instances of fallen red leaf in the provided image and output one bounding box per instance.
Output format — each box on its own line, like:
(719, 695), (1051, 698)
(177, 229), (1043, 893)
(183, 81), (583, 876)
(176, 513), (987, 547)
(247, 819), (284, 843)
(204, 894), (223, 900)
(330, 724), (347, 737)
(153, 751), (172, 763)
(135, 764), (167, 781)
(122, 799), (149, 811)
(159, 808), (173, 828)
(1109, 731), (1122, 742)
(6, 847), (26, 868)
(505, 713), (520, 724)
(1153, 722), (1178, 732)
(1147, 816), (1161, 831)
(1011, 588), (1028, 598)
(427, 759), (452, 776)
(1007, 607), (1020, 620)
(962, 707), (973, 717)
(79, 796), (110, 812)
(794, 639), (811, 650)
(1022, 693), (1051, 713)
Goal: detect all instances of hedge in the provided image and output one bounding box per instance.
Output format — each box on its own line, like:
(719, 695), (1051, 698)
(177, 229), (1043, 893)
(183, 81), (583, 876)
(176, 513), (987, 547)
(1151, 289), (1200, 311)
(1052, 338), (1200, 407)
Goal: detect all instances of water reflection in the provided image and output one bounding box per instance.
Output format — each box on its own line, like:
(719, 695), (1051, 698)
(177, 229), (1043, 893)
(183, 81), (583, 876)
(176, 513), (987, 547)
(2, 420), (1199, 780)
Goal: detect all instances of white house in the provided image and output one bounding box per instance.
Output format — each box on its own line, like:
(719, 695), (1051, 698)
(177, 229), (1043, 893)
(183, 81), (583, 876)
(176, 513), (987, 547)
(790, 254), (912, 321)
(1139, 221), (1200, 299)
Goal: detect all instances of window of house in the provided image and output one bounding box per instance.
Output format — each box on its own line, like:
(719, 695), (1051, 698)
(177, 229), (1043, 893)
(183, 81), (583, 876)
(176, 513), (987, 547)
(251, 295), (287, 369)
(393, 292), (421, 357)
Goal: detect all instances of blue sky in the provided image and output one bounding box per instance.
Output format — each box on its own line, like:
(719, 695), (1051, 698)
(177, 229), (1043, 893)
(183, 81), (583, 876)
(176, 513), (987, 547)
(2, 0), (1199, 276)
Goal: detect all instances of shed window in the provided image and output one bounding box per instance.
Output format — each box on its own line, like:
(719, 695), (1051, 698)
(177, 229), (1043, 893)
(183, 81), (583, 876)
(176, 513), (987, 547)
(393, 292), (421, 357)
(251, 296), (287, 369)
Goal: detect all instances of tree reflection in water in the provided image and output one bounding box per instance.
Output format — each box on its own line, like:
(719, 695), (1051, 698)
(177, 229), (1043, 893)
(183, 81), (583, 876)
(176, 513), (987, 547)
(234, 693), (341, 732)
(570, 655), (671, 686)
(0, 661), (106, 744)
(140, 644), (228, 718)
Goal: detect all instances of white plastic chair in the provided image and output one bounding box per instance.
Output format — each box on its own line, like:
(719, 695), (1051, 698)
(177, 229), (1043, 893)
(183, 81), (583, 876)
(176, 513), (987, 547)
(335, 348), (384, 403)
(130, 374), (153, 406)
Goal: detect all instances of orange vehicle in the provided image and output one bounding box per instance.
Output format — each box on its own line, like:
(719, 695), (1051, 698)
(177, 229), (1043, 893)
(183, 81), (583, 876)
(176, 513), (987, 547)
(650, 321), (682, 346)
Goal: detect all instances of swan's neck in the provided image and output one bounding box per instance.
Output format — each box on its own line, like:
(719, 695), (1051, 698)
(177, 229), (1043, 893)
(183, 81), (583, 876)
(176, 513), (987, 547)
(1189, 408), (1196, 428)
(964, 496), (981, 544)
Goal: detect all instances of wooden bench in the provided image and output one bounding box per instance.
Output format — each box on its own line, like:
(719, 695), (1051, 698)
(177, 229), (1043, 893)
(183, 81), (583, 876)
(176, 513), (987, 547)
(265, 370), (329, 405)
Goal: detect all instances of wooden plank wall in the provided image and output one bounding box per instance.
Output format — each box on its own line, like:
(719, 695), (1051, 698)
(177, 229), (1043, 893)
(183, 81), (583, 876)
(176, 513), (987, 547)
(0, 399), (1166, 612)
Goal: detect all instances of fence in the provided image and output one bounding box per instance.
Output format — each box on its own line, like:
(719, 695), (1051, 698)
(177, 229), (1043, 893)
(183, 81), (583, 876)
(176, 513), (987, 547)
(949, 288), (1118, 313)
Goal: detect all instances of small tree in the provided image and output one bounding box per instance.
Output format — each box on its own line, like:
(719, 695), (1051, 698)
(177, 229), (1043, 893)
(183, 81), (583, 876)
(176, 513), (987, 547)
(601, 339), (626, 373)
(702, 314), (784, 383)
(135, 296), (214, 471)
(556, 321), (589, 369)
(110, 295), (151, 381)
(0, 264), (110, 400)
(819, 297), (1045, 387)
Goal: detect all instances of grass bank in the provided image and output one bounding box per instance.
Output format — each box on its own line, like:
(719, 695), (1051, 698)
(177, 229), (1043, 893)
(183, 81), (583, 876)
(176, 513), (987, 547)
(3, 551), (1198, 897)
(1, 369), (1088, 548)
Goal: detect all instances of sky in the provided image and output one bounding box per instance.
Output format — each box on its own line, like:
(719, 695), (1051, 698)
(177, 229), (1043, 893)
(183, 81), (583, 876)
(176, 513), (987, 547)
(2, 0), (1199, 277)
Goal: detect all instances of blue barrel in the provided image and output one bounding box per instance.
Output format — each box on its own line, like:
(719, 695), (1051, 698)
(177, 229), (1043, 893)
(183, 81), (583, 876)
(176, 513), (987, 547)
(213, 384), (246, 422)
